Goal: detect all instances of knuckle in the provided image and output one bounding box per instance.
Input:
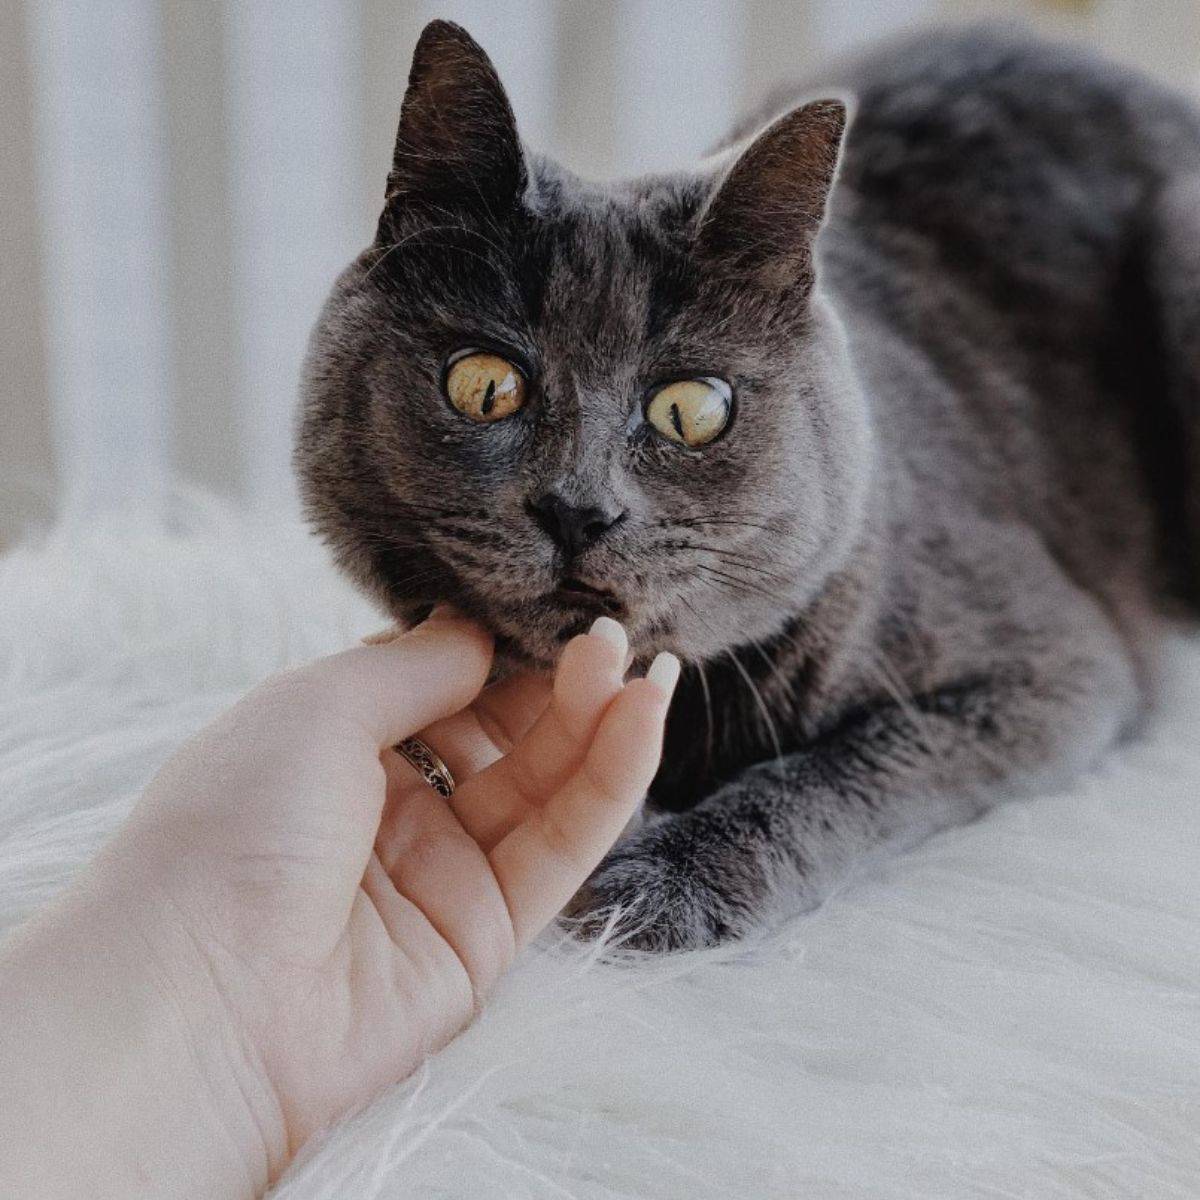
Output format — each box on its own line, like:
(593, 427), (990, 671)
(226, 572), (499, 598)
(535, 805), (583, 869)
(580, 756), (622, 810)
(404, 826), (462, 868)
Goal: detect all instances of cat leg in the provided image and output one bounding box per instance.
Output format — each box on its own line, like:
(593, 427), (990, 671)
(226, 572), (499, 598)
(568, 607), (1140, 951)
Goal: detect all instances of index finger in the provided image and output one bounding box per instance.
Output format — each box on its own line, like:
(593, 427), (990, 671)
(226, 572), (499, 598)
(274, 609), (494, 750)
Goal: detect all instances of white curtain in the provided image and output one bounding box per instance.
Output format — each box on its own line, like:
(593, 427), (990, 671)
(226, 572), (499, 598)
(5, 0), (1199, 533)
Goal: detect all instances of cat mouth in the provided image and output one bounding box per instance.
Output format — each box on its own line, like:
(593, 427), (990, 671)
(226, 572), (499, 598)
(547, 576), (626, 617)
(486, 579), (635, 670)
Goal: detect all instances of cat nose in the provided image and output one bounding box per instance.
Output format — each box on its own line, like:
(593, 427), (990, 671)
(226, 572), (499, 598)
(527, 489), (626, 557)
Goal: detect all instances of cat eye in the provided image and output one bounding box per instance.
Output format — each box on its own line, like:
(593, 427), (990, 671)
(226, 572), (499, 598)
(645, 378), (732, 447)
(443, 351), (528, 423)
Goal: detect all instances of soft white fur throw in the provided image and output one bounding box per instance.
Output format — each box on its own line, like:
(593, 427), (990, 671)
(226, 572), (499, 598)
(2, 497), (1198, 1199)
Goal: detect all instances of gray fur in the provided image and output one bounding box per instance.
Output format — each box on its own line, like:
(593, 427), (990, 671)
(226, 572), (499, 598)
(296, 20), (1200, 949)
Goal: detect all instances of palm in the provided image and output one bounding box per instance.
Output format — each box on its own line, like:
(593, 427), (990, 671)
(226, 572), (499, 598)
(241, 627), (664, 1148)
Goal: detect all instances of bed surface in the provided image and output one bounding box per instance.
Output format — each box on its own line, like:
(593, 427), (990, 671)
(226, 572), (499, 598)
(2, 500), (1197, 1199)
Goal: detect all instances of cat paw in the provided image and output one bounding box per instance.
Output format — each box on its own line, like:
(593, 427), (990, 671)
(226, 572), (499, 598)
(563, 812), (765, 952)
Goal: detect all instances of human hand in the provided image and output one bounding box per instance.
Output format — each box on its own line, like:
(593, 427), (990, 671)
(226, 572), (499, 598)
(0, 610), (678, 1199)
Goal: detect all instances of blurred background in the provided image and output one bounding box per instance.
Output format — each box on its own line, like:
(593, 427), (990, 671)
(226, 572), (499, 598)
(2, 0), (1199, 543)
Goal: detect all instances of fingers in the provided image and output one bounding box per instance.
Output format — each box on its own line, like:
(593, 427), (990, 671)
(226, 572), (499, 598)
(373, 787), (515, 1001)
(397, 672), (552, 789)
(448, 616), (629, 847)
(372, 670), (551, 1000)
(489, 652), (680, 949)
(277, 607), (494, 751)
(471, 671), (555, 757)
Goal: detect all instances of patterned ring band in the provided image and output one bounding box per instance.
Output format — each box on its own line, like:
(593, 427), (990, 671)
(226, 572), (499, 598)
(394, 736), (456, 798)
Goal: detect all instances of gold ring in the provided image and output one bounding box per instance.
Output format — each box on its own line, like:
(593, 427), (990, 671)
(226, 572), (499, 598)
(394, 736), (456, 798)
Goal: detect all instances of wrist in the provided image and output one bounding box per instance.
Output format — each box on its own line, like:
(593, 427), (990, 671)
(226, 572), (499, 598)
(0, 855), (288, 1199)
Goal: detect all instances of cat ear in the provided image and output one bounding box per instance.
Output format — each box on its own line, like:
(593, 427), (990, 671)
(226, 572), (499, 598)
(383, 20), (525, 220)
(696, 97), (850, 289)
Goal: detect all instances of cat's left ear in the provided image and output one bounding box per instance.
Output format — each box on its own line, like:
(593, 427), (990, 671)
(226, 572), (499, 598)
(696, 96), (852, 290)
(383, 20), (525, 222)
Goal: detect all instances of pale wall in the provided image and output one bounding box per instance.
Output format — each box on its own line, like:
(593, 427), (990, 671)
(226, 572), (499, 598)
(1, 0), (1197, 541)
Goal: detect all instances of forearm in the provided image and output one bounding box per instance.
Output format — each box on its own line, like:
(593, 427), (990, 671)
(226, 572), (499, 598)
(0, 861), (286, 1200)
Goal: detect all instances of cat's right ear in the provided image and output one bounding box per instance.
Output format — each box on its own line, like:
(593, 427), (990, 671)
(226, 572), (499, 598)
(382, 20), (525, 224)
(696, 96), (852, 292)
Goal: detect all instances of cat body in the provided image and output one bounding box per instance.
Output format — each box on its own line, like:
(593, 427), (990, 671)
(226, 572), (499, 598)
(297, 22), (1200, 948)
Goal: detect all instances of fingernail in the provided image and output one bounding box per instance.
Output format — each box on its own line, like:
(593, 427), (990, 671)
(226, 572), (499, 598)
(588, 615), (628, 654)
(425, 603), (464, 625)
(646, 651), (681, 697)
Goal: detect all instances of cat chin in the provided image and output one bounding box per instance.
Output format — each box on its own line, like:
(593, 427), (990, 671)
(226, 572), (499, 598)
(493, 618), (655, 676)
(490, 632), (558, 674)
(378, 581), (787, 675)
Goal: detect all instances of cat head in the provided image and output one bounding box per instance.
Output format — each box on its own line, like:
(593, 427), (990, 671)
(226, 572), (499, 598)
(296, 19), (871, 669)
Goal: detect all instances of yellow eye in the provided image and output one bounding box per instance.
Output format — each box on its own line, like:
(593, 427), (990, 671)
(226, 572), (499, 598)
(444, 352), (527, 423)
(645, 378), (732, 447)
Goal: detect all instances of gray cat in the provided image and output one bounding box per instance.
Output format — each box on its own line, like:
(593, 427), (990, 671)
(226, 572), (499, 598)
(296, 19), (1200, 950)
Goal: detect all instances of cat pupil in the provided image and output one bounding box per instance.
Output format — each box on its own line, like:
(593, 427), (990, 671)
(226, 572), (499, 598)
(482, 379), (496, 415)
(669, 402), (684, 438)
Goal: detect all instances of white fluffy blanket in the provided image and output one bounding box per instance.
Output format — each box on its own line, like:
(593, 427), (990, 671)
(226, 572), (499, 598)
(2, 498), (1198, 1199)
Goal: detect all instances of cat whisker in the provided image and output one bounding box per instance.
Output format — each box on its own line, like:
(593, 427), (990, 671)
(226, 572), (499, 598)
(392, 501), (487, 519)
(679, 594), (719, 771)
(746, 635), (803, 717)
(692, 562), (794, 608)
(372, 563), (448, 594)
(725, 646), (788, 780)
(669, 540), (796, 588)
(673, 516), (782, 536)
